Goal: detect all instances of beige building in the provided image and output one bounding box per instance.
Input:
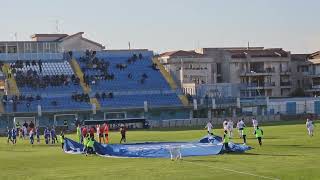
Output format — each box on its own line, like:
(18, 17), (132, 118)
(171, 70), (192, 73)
(159, 47), (294, 97)
(306, 51), (320, 96)
(290, 54), (311, 94)
(0, 32), (104, 55)
(157, 50), (219, 95)
(222, 48), (292, 97)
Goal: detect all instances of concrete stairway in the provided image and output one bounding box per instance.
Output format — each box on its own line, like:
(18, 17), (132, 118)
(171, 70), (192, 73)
(152, 58), (189, 106)
(69, 59), (101, 110)
(1, 63), (19, 96)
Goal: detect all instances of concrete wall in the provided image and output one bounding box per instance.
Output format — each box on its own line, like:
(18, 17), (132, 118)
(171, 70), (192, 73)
(148, 115), (281, 128)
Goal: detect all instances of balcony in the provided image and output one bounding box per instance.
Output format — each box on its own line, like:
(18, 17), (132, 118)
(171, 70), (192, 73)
(308, 72), (320, 78)
(240, 68), (275, 76)
(240, 82), (275, 89)
(280, 70), (291, 75)
(305, 85), (320, 92)
(280, 82), (292, 87)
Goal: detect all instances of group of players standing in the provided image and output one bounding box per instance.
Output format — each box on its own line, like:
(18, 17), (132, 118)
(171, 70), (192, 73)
(6, 121), (65, 148)
(205, 117), (264, 151)
(205, 117), (316, 151)
(76, 123), (127, 156)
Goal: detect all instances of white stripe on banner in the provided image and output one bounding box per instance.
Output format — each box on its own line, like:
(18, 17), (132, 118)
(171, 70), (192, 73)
(184, 161), (280, 180)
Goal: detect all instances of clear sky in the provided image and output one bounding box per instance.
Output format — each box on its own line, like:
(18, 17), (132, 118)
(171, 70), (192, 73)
(0, 0), (319, 54)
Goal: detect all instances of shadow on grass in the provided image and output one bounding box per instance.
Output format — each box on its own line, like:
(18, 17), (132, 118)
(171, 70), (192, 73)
(183, 159), (220, 163)
(270, 144), (320, 149)
(231, 152), (299, 157)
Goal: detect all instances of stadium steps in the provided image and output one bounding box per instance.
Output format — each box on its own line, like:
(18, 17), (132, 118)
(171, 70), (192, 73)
(0, 92), (4, 113)
(152, 58), (177, 90)
(152, 58), (189, 106)
(69, 59), (91, 93)
(69, 59), (101, 110)
(178, 95), (189, 106)
(90, 98), (101, 110)
(2, 63), (20, 96)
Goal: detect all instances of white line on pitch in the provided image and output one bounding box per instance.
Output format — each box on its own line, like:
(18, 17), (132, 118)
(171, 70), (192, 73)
(184, 161), (281, 180)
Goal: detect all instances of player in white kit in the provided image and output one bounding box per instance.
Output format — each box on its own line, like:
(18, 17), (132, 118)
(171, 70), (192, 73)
(205, 121), (213, 135)
(306, 118), (315, 137)
(227, 120), (234, 138)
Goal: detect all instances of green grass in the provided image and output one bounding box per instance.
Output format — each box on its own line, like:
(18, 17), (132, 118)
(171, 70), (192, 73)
(0, 121), (319, 180)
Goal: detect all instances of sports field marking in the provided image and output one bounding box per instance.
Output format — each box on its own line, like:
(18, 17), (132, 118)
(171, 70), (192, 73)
(184, 160), (280, 180)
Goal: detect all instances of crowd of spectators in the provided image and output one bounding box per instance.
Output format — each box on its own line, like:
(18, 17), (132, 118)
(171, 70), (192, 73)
(71, 93), (90, 103)
(78, 50), (157, 86)
(1, 92), (92, 112)
(94, 92), (114, 100)
(2, 94), (43, 112)
(6, 60), (80, 89)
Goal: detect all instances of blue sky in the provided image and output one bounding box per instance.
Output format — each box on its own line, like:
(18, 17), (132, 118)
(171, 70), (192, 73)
(0, 0), (319, 53)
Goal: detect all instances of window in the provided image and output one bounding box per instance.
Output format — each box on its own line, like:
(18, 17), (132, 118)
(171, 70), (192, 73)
(217, 63), (222, 74)
(105, 112), (126, 120)
(8, 46), (17, 53)
(24, 43), (32, 53)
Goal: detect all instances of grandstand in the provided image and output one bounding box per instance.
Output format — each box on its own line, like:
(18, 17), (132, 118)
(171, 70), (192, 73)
(0, 51), (188, 131)
(1, 50), (320, 132)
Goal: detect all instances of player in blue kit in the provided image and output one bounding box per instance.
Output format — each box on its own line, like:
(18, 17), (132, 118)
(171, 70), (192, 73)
(11, 128), (17, 144)
(51, 127), (57, 144)
(7, 127), (12, 144)
(35, 127), (40, 144)
(29, 129), (35, 145)
(44, 127), (51, 144)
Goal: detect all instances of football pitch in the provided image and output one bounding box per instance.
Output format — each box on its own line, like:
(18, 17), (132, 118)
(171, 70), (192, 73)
(0, 121), (319, 180)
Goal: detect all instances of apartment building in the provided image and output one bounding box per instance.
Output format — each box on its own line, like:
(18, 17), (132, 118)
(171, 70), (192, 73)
(290, 54), (311, 93)
(159, 47), (294, 97)
(306, 51), (320, 96)
(157, 50), (218, 95)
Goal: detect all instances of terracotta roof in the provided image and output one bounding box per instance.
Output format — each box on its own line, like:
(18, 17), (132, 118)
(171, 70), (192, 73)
(228, 48), (289, 58)
(159, 50), (204, 58)
(309, 51), (320, 59)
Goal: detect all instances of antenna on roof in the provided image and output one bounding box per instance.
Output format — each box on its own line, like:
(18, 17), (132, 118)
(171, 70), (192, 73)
(55, 20), (60, 33)
(14, 32), (17, 40)
(247, 41), (250, 50)
(128, 42), (131, 50)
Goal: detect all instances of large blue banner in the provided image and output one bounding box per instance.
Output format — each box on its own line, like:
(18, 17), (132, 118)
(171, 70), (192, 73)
(64, 135), (251, 158)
